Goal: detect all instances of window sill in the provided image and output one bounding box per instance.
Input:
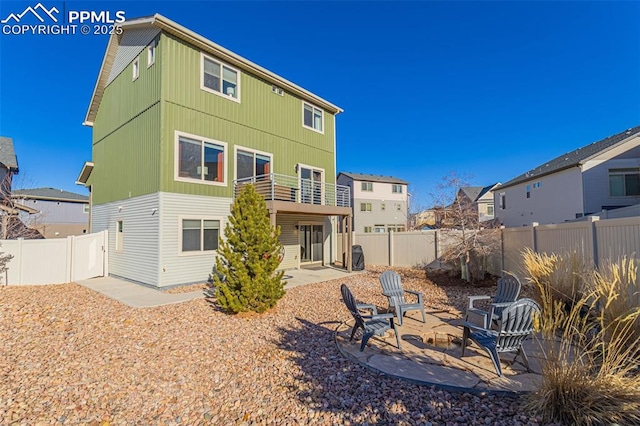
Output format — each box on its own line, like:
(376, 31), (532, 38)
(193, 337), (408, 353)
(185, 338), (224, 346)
(174, 176), (227, 187)
(302, 124), (324, 135)
(179, 250), (218, 257)
(200, 86), (241, 103)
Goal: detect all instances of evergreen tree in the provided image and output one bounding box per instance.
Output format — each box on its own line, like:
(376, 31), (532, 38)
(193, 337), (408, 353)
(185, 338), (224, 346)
(214, 184), (286, 313)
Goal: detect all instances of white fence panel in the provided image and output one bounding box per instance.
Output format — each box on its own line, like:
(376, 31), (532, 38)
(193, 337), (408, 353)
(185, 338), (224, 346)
(354, 233), (389, 266)
(502, 228), (533, 275)
(393, 231), (437, 267)
(595, 217), (640, 263)
(535, 222), (593, 262)
(1, 231), (107, 285)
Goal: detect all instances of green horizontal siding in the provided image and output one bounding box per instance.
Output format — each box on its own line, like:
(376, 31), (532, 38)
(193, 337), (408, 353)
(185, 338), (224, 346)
(161, 34), (335, 157)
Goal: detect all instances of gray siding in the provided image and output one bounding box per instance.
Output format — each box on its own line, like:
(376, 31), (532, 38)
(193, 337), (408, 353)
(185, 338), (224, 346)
(107, 27), (161, 84)
(92, 193), (160, 286)
(353, 198), (408, 232)
(158, 192), (232, 287)
(582, 156), (640, 214)
(16, 199), (88, 224)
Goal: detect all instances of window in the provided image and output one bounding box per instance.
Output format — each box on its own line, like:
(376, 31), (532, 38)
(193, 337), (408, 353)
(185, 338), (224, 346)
(201, 54), (240, 100)
(388, 225), (405, 232)
(381, 203), (386, 211)
(181, 219), (220, 252)
(361, 182), (373, 191)
(392, 184), (403, 194)
(499, 193), (506, 209)
(147, 39), (156, 67)
(374, 225), (385, 233)
(360, 203), (372, 212)
(116, 220), (124, 251)
(487, 204), (494, 216)
(132, 57), (139, 80)
(176, 132), (227, 185)
(83, 204), (89, 214)
(533, 181), (541, 189)
(609, 168), (640, 197)
(302, 102), (323, 133)
(236, 148), (272, 180)
(271, 85), (284, 96)
(363, 226), (372, 233)
(526, 185), (531, 199)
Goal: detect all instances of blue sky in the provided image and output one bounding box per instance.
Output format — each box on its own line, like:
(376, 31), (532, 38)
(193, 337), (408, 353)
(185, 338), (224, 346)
(0, 1), (639, 209)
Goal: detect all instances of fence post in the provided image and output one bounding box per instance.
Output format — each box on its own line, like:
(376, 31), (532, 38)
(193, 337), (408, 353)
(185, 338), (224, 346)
(103, 229), (109, 277)
(66, 235), (74, 283)
(500, 226), (505, 274)
(17, 238), (23, 285)
(588, 216), (600, 267)
(434, 229), (439, 261)
(388, 230), (394, 266)
(531, 222), (539, 253)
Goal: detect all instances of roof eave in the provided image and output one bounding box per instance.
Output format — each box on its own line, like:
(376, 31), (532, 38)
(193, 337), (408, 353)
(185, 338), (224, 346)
(499, 164), (579, 190)
(76, 161), (94, 186)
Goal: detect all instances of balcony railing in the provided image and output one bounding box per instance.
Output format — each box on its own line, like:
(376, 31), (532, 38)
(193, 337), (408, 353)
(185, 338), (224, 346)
(233, 173), (351, 208)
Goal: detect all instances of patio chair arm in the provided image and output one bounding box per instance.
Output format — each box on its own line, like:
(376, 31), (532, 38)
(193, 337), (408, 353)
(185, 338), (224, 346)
(362, 312), (395, 321)
(404, 289), (424, 304)
(462, 321), (491, 333)
(356, 303), (379, 315)
(468, 295), (491, 309)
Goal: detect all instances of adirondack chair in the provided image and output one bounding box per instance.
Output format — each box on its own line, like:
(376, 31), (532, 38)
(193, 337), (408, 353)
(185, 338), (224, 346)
(461, 298), (540, 376)
(340, 284), (401, 351)
(466, 272), (521, 329)
(379, 270), (426, 326)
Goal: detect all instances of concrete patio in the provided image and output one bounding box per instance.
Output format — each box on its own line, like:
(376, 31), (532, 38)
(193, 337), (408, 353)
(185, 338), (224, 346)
(335, 309), (545, 395)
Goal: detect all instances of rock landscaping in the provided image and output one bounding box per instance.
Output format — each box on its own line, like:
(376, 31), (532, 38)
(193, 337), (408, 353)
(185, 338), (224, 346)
(0, 267), (549, 425)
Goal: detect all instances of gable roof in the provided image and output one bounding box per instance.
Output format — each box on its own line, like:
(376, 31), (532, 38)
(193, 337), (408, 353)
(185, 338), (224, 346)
(337, 172), (409, 185)
(84, 14), (342, 126)
(0, 137), (19, 171)
(457, 183), (499, 203)
(501, 125), (640, 189)
(12, 188), (89, 203)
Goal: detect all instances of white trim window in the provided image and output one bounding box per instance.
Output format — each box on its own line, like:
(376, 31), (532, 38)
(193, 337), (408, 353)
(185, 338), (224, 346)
(83, 204), (89, 214)
(201, 53), (240, 101)
(487, 204), (494, 216)
(132, 57), (139, 81)
(392, 184), (403, 194)
(116, 220), (124, 251)
(235, 147), (273, 180)
(302, 102), (323, 133)
(363, 226), (372, 233)
(180, 218), (221, 253)
(175, 131), (227, 186)
(609, 168), (640, 197)
(360, 203), (372, 212)
(147, 39), (156, 67)
(361, 182), (373, 191)
(499, 193), (506, 209)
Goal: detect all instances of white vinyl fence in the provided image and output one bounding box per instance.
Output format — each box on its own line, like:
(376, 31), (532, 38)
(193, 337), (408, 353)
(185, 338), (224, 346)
(1, 230), (108, 285)
(339, 216), (640, 277)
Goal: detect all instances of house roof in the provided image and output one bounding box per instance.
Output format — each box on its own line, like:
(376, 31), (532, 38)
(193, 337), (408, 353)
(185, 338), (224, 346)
(500, 125), (640, 189)
(458, 183), (499, 202)
(0, 137), (19, 171)
(337, 172), (409, 185)
(84, 14), (343, 126)
(12, 188), (89, 203)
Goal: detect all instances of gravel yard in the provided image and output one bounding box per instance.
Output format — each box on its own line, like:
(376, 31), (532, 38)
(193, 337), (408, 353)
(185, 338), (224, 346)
(0, 267), (545, 425)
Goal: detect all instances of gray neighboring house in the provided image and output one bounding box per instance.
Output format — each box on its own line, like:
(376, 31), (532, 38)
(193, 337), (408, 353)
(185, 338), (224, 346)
(337, 172), (409, 233)
(494, 125), (640, 227)
(458, 184), (499, 222)
(0, 136), (19, 193)
(12, 188), (89, 238)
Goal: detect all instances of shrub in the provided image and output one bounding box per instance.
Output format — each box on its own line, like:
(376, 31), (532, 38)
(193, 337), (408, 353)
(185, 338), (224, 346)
(214, 184), (286, 314)
(523, 250), (640, 425)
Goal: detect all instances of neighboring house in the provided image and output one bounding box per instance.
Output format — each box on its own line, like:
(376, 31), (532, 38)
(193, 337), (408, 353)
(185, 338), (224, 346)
(12, 188), (89, 238)
(337, 172), (408, 233)
(457, 184), (499, 223)
(494, 125), (640, 227)
(77, 14), (352, 288)
(0, 137), (40, 239)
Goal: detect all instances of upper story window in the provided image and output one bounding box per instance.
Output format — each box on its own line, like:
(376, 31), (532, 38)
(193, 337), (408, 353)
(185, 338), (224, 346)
(526, 185), (531, 198)
(609, 168), (640, 197)
(201, 54), (240, 101)
(83, 204), (89, 214)
(360, 203), (372, 212)
(132, 57), (139, 81)
(303, 102), (323, 133)
(533, 181), (541, 189)
(487, 204), (494, 216)
(147, 39), (156, 67)
(361, 182), (373, 191)
(175, 132), (227, 186)
(499, 193), (506, 209)
(236, 148), (272, 180)
(392, 184), (403, 194)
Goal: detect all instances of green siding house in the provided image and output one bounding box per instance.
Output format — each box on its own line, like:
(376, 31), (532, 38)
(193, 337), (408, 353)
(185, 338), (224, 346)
(78, 14), (352, 288)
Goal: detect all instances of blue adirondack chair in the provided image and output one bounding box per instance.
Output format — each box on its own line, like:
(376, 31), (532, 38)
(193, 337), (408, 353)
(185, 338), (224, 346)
(466, 272), (521, 329)
(461, 298), (540, 376)
(379, 270), (426, 326)
(340, 284), (401, 351)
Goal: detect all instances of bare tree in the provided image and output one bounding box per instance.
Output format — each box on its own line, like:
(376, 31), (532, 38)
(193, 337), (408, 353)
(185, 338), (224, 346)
(430, 172), (500, 283)
(0, 172), (43, 239)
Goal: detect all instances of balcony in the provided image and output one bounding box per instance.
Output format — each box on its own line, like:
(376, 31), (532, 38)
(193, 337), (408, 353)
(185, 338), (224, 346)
(233, 173), (351, 216)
